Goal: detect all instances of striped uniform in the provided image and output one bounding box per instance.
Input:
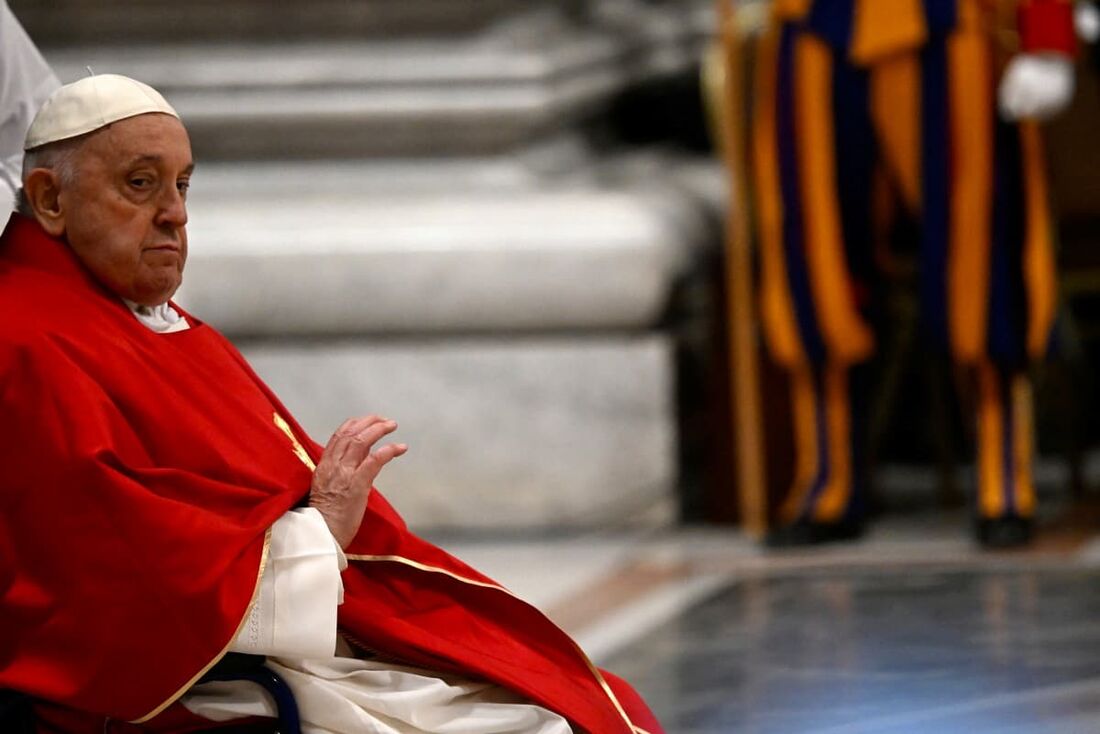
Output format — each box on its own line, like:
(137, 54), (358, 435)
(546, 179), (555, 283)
(750, 0), (1073, 527)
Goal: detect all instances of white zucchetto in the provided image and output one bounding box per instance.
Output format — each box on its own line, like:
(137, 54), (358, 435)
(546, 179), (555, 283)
(23, 73), (178, 151)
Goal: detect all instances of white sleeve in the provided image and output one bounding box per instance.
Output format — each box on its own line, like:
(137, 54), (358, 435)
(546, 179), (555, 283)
(229, 507), (348, 659)
(0, 163), (15, 219)
(0, 0), (60, 213)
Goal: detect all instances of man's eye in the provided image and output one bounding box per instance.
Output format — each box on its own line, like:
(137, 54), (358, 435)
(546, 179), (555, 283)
(177, 180), (191, 195)
(129, 177), (153, 189)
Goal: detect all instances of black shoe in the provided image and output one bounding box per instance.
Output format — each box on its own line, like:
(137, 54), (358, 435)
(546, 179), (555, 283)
(765, 519), (864, 548)
(975, 516), (1034, 549)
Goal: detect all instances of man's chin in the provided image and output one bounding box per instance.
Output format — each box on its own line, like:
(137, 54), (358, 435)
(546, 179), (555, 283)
(130, 279), (182, 307)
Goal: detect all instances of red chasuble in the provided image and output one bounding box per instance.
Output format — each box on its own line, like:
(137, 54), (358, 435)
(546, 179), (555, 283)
(0, 215), (663, 734)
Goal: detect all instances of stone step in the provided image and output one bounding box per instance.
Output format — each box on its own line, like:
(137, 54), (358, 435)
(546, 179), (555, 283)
(242, 335), (676, 530)
(10, 0), (542, 43)
(14, 0), (713, 46)
(176, 152), (716, 336)
(43, 29), (622, 158)
(37, 6), (709, 158)
(8, 0), (722, 532)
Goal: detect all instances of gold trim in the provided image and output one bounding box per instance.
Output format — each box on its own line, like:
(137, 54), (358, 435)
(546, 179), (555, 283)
(346, 553), (638, 733)
(344, 553), (508, 590)
(274, 413), (316, 471)
(130, 528), (273, 723)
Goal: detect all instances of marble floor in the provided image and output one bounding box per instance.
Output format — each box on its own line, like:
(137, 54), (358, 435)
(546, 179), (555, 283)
(437, 508), (1100, 733)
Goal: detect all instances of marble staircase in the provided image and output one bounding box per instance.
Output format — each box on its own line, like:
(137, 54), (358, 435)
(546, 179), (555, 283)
(14, 0), (724, 530)
(13, 0), (559, 42)
(29, 3), (711, 158)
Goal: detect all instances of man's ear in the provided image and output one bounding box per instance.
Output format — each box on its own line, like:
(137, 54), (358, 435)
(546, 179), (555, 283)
(22, 168), (66, 237)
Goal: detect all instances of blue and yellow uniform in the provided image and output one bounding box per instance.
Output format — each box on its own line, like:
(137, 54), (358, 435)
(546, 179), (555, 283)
(749, 0), (1074, 542)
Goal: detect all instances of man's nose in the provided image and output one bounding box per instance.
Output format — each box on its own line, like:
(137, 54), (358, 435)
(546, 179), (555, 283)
(155, 184), (188, 228)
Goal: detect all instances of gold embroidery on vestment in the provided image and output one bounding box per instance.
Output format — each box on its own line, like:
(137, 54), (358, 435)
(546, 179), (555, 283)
(131, 529), (273, 723)
(274, 413), (316, 471)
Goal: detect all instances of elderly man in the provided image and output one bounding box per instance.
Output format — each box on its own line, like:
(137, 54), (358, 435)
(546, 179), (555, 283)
(0, 74), (663, 734)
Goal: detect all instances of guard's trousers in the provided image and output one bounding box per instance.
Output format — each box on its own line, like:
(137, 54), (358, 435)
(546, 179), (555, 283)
(751, 1), (1057, 524)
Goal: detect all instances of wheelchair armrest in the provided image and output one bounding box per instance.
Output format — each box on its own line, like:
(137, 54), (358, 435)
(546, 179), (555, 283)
(0, 654), (301, 734)
(199, 654), (302, 734)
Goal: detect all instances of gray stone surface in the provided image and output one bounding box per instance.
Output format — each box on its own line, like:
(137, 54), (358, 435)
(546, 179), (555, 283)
(11, 0), (544, 42)
(170, 153), (714, 529)
(13, 0), (725, 530)
(44, 34), (618, 156)
(174, 157), (711, 335)
(36, 4), (708, 158)
(240, 335), (677, 530)
(32, 1), (714, 158)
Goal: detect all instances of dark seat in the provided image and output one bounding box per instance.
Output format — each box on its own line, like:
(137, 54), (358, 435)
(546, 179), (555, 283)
(0, 653), (301, 734)
(0, 688), (34, 734)
(198, 653), (302, 734)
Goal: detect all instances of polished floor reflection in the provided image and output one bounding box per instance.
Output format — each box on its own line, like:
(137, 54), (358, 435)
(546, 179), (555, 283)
(605, 565), (1100, 734)
(444, 510), (1100, 734)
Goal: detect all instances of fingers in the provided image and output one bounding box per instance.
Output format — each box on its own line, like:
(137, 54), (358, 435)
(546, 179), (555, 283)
(323, 415), (379, 452)
(341, 420), (399, 466)
(310, 415), (408, 548)
(352, 441), (408, 486)
(322, 415), (397, 466)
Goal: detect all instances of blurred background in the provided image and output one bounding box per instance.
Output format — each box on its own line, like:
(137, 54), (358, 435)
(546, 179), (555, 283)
(13, 1), (1100, 730)
(14, 0), (726, 534)
(16, 0), (1100, 537)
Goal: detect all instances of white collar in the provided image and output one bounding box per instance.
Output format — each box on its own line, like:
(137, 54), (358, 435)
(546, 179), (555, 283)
(122, 299), (191, 334)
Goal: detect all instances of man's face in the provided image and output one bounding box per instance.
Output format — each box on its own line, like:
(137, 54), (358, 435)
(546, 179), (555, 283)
(59, 113), (193, 306)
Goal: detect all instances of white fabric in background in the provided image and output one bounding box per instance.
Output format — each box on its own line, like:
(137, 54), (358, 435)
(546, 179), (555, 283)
(0, 0), (60, 215)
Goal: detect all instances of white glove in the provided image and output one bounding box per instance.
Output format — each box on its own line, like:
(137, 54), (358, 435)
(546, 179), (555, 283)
(998, 53), (1076, 121)
(1077, 1), (1100, 43)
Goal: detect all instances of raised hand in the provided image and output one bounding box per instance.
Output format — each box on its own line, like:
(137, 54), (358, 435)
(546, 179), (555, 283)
(308, 415), (408, 548)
